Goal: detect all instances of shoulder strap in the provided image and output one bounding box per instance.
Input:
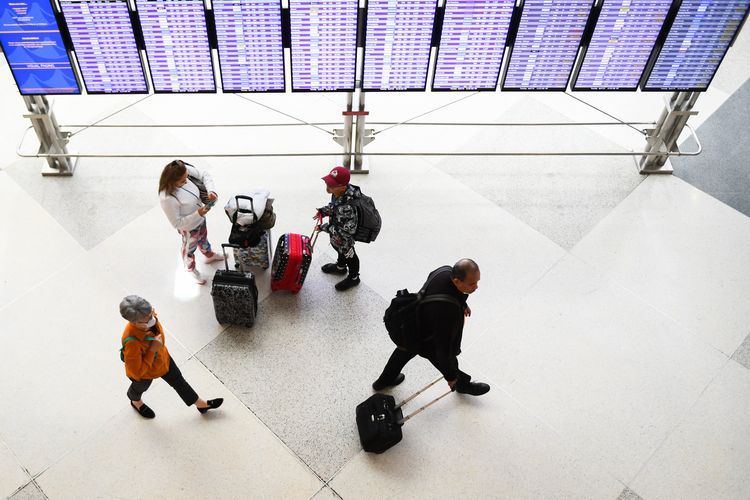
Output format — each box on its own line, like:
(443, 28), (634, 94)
(418, 265), (453, 296)
(120, 335), (157, 361)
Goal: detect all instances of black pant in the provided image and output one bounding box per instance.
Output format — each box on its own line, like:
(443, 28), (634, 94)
(336, 247), (360, 278)
(377, 347), (471, 386)
(127, 357), (199, 406)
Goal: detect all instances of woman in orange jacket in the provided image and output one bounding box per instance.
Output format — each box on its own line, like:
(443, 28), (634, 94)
(119, 295), (223, 419)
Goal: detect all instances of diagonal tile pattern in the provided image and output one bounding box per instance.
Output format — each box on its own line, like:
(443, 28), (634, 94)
(1, 49), (750, 498)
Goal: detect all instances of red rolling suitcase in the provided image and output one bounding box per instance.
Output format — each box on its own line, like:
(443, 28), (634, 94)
(270, 222), (320, 293)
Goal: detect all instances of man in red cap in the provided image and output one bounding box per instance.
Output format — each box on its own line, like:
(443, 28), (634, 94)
(316, 166), (362, 291)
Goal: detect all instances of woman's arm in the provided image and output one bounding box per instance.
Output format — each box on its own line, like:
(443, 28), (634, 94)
(159, 194), (204, 232)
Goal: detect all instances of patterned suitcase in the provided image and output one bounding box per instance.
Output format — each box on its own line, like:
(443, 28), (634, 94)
(233, 230), (272, 271)
(211, 244), (258, 327)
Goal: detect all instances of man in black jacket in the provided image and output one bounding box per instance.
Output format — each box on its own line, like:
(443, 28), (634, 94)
(372, 259), (491, 396)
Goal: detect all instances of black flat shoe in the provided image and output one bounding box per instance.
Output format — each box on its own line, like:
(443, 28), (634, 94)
(335, 275), (360, 291)
(131, 401), (155, 419)
(372, 373), (405, 391)
(197, 398), (224, 414)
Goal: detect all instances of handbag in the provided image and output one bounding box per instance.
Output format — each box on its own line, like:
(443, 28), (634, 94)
(188, 175), (210, 204)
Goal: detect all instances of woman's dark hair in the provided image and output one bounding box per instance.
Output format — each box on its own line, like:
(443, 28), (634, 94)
(158, 160), (187, 195)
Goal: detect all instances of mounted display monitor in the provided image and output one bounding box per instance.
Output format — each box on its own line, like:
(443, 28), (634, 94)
(0, 0), (80, 94)
(643, 0), (750, 91)
(289, 0), (358, 91)
(135, 0), (215, 92)
(432, 0), (515, 91)
(60, 0), (148, 93)
(572, 0), (673, 91)
(213, 0), (285, 92)
(363, 0), (436, 91)
(503, 0), (594, 91)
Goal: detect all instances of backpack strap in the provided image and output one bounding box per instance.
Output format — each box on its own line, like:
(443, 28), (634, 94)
(120, 335), (156, 362)
(415, 266), (463, 341)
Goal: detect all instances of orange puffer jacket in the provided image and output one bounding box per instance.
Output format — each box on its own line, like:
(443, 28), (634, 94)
(121, 320), (171, 381)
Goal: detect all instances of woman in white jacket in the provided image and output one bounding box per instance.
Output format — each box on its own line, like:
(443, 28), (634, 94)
(158, 160), (224, 284)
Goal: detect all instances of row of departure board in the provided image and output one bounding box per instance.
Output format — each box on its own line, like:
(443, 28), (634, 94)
(0, 0), (748, 95)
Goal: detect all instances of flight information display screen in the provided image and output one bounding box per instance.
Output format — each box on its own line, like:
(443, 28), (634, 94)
(136, 0), (215, 92)
(289, 0), (358, 91)
(643, 0), (750, 91)
(214, 0), (285, 92)
(0, 0), (80, 94)
(503, 0), (593, 90)
(60, 0), (147, 93)
(363, 0), (436, 91)
(432, 0), (515, 91)
(573, 0), (672, 90)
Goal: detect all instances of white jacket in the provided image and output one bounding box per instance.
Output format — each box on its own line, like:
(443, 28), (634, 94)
(159, 164), (216, 232)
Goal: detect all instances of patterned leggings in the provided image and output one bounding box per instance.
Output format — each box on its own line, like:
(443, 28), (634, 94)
(180, 221), (214, 271)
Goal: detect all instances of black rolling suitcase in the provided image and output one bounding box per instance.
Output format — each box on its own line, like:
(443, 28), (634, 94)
(211, 244), (258, 327)
(356, 378), (452, 454)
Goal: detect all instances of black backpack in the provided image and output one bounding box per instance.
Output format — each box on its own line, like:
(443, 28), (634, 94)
(349, 186), (381, 243)
(383, 267), (462, 350)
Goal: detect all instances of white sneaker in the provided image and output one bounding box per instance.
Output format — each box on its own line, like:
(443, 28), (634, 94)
(190, 269), (207, 285)
(204, 253), (225, 264)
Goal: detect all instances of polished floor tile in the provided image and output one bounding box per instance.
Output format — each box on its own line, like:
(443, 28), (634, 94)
(36, 359), (323, 500)
(0, 255), (190, 476)
(572, 175), (750, 357)
(631, 361), (750, 500)
(0, 440), (29, 499)
(330, 382), (623, 500)
(434, 96), (646, 250)
(7, 481), (45, 500)
(0, 171), (85, 309)
(468, 254), (727, 483)
(732, 333), (750, 370)
(197, 268), (438, 481)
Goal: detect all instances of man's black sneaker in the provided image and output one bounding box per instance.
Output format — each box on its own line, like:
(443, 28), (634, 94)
(335, 275), (360, 291)
(321, 263), (347, 275)
(455, 381), (490, 396)
(372, 373), (405, 391)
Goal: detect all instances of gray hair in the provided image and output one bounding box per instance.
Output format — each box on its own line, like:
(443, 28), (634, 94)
(119, 295), (152, 322)
(451, 258), (479, 281)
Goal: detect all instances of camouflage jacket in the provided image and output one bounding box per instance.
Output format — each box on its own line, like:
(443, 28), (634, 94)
(319, 184), (361, 254)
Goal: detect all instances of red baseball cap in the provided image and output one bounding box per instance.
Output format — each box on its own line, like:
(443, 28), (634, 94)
(322, 166), (351, 187)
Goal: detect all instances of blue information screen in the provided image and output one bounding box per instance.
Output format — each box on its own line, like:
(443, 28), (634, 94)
(503, 0), (593, 90)
(214, 0), (285, 92)
(136, 0), (215, 92)
(574, 0), (672, 90)
(643, 0), (750, 91)
(289, 0), (358, 91)
(363, 0), (436, 91)
(433, 0), (515, 91)
(60, 0), (147, 93)
(0, 0), (80, 94)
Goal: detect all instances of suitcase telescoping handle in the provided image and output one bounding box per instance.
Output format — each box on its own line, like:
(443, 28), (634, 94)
(221, 243), (240, 272)
(396, 377), (453, 425)
(309, 213), (323, 250)
(232, 195), (257, 224)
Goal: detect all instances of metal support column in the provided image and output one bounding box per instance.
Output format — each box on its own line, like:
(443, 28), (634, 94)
(333, 92), (355, 169)
(351, 90), (374, 173)
(22, 95), (77, 176)
(639, 91), (699, 174)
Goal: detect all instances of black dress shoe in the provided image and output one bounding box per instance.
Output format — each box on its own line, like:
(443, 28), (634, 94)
(335, 275), (361, 291)
(455, 381), (490, 396)
(321, 263), (347, 275)
(372, 373), (405, 391)
(131, 401), (155, 419)
(197, 398), (224, 414)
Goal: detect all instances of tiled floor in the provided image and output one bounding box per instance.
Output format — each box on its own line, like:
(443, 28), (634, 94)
(1, 28), (749, 499)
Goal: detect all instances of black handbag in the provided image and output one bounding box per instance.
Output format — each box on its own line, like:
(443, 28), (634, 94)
(183, 163), (210, 204)
(228, 196), (263, 248)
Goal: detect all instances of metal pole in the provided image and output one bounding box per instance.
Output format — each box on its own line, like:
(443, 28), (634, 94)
(333, 92), (354, 169)
(22, 95), (77, 176)
(639, 91), (699, 174)
(352, 90), (373, 173)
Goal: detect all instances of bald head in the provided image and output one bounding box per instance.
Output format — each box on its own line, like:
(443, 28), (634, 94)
(451, 259), (480, 294)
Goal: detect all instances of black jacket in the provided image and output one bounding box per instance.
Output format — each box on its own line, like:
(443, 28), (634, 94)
(416, 266), (468, 381)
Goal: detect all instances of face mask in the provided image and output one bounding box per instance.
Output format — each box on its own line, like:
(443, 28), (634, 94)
(146, 317), (156, 328)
